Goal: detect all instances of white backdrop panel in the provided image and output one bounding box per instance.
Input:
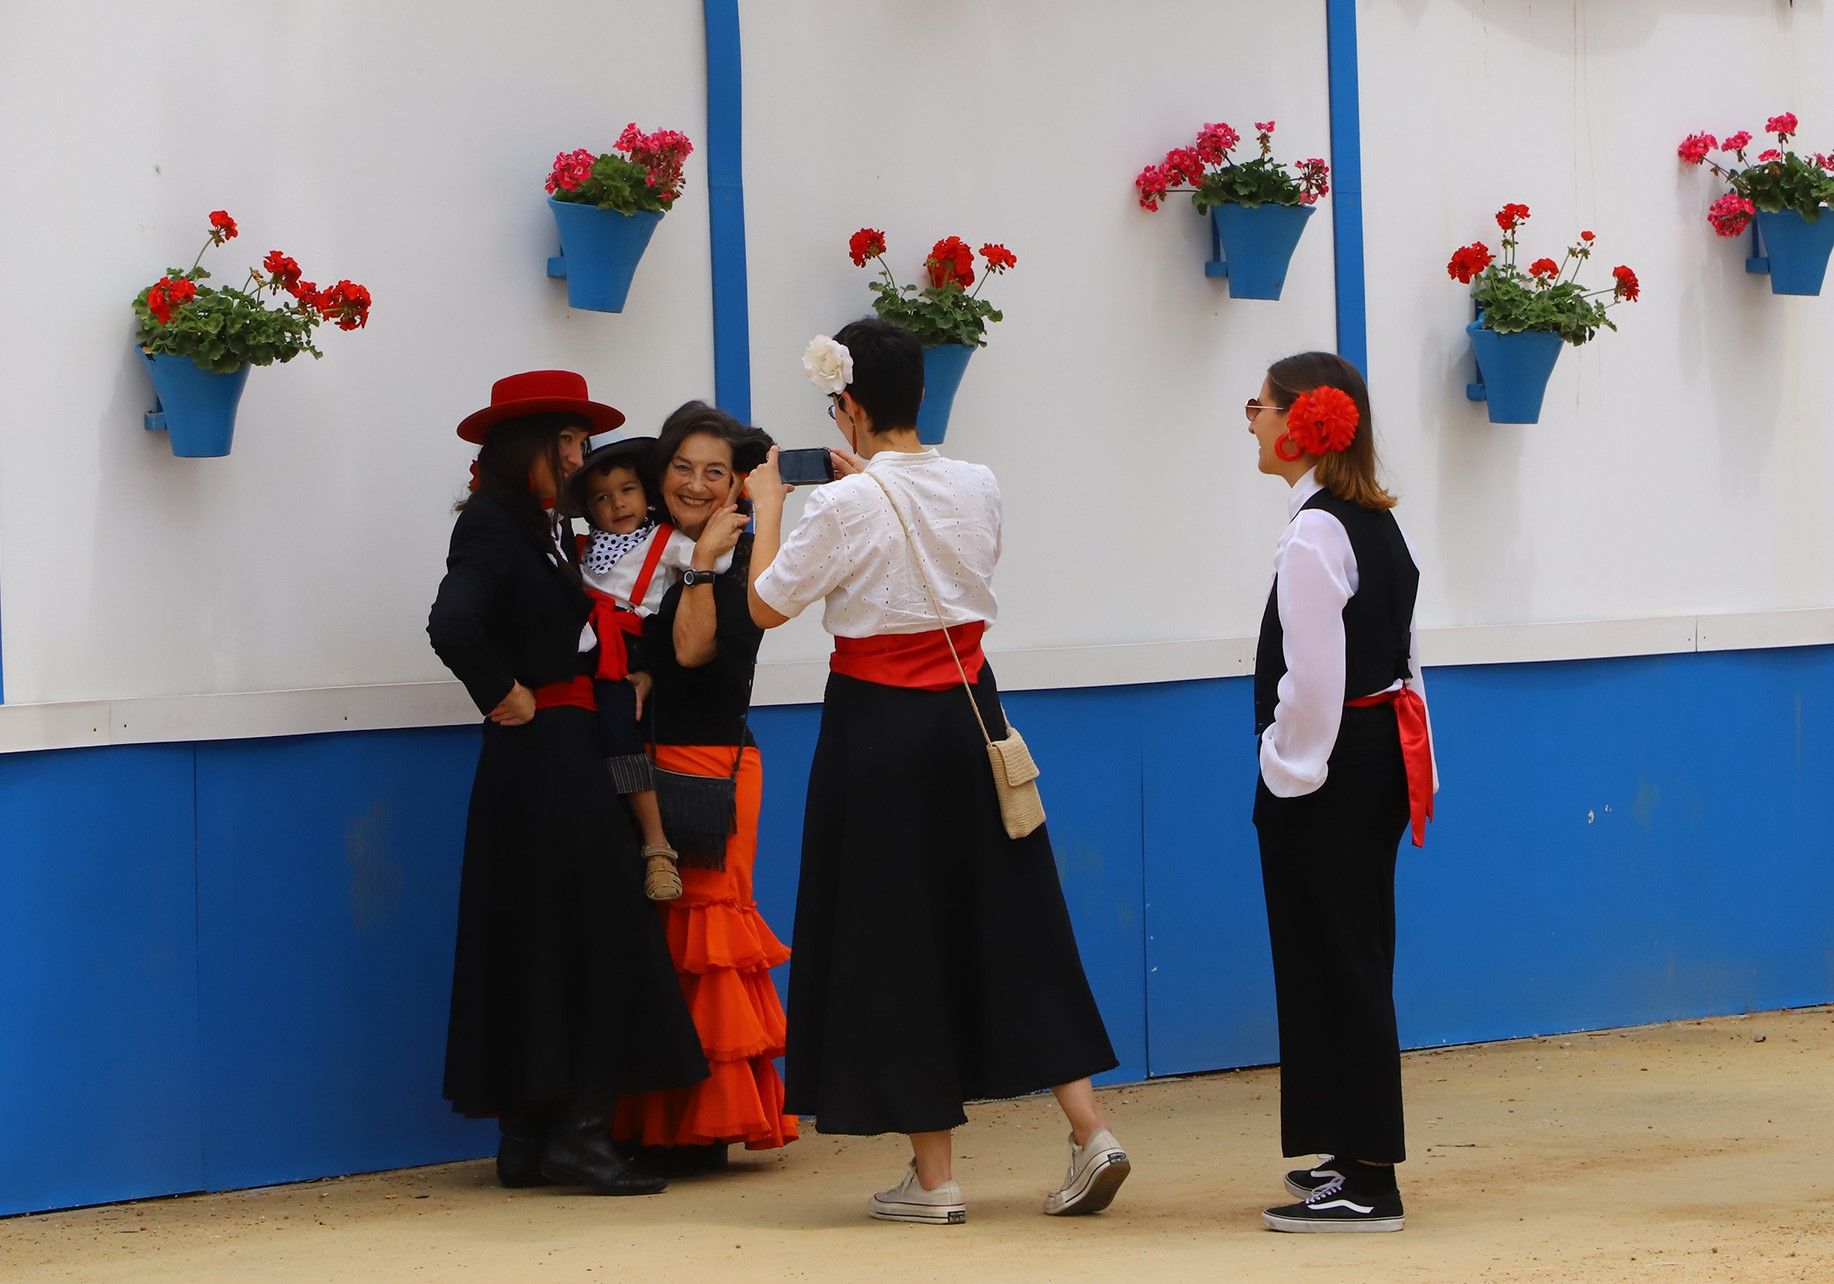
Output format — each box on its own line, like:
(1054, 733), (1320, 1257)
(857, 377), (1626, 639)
(1360, 0), (1834, 629)
(0, 1), (714, 703)
(739, 0), (1340, 664)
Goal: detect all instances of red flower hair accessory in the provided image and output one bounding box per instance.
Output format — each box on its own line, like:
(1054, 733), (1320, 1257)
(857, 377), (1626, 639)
(1285, 385), (1359, 456)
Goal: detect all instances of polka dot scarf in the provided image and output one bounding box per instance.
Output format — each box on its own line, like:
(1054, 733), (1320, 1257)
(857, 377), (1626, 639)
(583, 521), (655, 576)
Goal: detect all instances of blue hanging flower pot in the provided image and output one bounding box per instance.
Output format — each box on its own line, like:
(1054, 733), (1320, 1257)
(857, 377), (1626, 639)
(1747, 208), (1834, 297)
(139, 348), (251, 457)
(1205, 203), (1316, 300)
(1465, 321), (1564, 424)
(917, 344), (975, 444)
(546, 199), (664, 312)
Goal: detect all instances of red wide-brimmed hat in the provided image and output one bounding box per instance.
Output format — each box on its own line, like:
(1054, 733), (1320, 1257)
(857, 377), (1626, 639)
(455, 369), (626, 444)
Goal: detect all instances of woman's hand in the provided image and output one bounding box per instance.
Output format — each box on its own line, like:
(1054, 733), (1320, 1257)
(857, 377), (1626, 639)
(628, 670), (652, 720)
(488, 682), (536, 726)
(691, 496), (750, 571)
(747, 446), (791, 510)
(830, 447), (865, 479)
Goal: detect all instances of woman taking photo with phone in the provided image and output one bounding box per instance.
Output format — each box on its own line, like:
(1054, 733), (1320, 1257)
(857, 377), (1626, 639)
(428, 370), (707, 1197)
(1245, 351), (1436, 1233)
(744, 318), (1128, 1226)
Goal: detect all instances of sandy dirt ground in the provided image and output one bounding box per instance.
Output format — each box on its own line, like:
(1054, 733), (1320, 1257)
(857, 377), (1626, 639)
(4, 1007), (1831, 1283)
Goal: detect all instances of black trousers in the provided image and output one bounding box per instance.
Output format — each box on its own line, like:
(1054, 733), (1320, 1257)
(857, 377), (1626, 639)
(1253, 705), (1409, 1163)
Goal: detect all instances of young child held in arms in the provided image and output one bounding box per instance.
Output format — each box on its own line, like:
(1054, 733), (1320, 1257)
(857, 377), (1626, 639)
(568, 429), (731, 902)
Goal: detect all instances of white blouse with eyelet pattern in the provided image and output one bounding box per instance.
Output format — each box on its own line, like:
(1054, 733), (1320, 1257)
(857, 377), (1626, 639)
(753, 448), (1002, 637)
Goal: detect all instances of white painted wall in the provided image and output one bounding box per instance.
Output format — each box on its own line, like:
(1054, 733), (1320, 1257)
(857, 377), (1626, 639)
(2, 0), (1832, 726)
(0, 1), (714, 704)
(1359, 0), (1834, 629)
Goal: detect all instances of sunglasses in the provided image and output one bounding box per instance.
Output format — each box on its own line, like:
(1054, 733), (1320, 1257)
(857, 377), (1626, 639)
(826, 393), (843, 420)
(1244, 398), (1288, 421)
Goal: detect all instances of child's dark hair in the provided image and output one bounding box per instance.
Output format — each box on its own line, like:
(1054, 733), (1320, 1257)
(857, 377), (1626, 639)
(833, 317), (924, 432)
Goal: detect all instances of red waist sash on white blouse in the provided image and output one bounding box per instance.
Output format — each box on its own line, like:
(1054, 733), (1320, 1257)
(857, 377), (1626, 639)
(830, 621), (986, 691)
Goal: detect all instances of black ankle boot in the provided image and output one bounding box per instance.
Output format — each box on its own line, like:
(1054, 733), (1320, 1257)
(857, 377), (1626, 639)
(497, 1106), (552, 1188)
(540, 1106), (668, 1196)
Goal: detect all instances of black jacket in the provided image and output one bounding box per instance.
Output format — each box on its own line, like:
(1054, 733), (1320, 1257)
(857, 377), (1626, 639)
(428, 493), (593, 715)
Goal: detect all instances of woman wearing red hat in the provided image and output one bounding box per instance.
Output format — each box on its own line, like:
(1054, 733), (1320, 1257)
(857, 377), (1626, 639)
(1244, 351), (1436, 1234)
(429, 370), (708, 1196)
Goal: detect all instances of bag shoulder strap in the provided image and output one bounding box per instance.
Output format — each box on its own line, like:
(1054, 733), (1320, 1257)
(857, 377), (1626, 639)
(862, 469), (996, 750)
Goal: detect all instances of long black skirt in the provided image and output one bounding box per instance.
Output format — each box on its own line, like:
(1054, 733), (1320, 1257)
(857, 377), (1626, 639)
(1254, 702), (1409, 1162)
(784, 666), (1118, 1136)
(443, 705), (708, 1118)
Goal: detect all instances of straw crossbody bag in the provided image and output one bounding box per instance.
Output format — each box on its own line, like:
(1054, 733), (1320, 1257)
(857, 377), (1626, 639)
(863, 470), (1045, 840)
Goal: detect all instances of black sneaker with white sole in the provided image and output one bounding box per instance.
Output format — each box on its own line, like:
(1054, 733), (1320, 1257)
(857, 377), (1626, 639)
(1262, 1176), (1405, 1233)
(1283, 1155), (1342, 1199)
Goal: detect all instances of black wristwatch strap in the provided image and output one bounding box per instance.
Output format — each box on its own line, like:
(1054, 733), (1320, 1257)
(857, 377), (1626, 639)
(682, 568), (717, 587)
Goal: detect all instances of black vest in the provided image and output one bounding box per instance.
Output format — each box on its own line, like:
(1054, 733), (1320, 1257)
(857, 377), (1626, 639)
(1253, 487), (1419, 735)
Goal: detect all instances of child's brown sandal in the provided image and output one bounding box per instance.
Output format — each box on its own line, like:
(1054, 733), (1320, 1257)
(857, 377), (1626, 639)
(642, 844), (682, 902)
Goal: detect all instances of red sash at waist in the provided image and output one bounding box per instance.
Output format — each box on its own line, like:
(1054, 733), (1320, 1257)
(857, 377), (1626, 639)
(1345, 687), (1434, 848)
(587, 588), (644, 682)
(830, 621), (986, 691)
(533, 675), (596, 712)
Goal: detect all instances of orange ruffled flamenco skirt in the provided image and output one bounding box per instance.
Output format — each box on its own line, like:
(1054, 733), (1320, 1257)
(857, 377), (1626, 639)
(613, 745), (799, 1150)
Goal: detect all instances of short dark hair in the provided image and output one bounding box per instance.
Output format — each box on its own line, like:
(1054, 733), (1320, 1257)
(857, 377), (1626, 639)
(834, 317), (923, 432)
(566, 456), (651, 528)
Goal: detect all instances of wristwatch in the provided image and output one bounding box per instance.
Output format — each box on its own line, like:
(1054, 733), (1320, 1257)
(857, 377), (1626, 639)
(681, 568), (718, 587)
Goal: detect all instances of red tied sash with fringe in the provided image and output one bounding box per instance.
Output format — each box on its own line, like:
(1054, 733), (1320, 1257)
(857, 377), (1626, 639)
(1345, 686), (1434, 847)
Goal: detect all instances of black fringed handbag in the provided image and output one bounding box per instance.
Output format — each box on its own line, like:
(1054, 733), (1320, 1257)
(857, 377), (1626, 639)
(647, 690), (751, 872)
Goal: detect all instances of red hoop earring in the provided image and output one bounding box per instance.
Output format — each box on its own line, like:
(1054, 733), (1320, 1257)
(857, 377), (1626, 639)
(1274, 433), (1304, 462)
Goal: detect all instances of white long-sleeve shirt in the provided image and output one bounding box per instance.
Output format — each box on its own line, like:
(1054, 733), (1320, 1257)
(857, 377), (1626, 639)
(1258, 470), (1436, 798)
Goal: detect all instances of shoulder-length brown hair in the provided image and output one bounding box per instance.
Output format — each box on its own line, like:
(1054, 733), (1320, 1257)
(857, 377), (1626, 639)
(1266, 351), (1397, 510)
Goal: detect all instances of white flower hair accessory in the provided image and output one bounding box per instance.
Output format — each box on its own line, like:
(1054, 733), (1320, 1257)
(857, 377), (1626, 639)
(802, 335), (853, 395)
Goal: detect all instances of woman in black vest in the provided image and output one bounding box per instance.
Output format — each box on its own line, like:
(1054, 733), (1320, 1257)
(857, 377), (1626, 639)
(428, 370), (707, 1196)
(1245, 352), (1436, 1233)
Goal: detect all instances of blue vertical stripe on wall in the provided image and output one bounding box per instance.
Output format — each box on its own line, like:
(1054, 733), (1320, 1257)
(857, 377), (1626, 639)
(1325, 0), (1369, 374)
(703, 0), (751, 421)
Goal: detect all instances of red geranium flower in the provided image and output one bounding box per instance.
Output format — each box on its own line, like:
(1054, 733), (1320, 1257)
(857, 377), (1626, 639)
(262, 250), (302, 288)
(1446, 241), (1495, 284)
(1722, 130), (1753, 153)
(1759, 149), (1782, 163)
(208, 210), (238, 243)
(1707, 192), (1757, 238)
(1286, 385), (1359, 457)
(1163, 146), (1205, 186)
(1495, 202), (1531, 232)
(1193, 121), (1239, 164)
(1580, 230), (1595, 242)
(849, 227), (887, 267)
(1765, 112), (1798, 139)
(1528, 257), (1559, 279)
(1611, 265), (1639, 302)
(1135, 163), (1172, 211)
(979, 243), (1017, 272)
(1677, 132), (1718, 166)
(926, 236), (974, 289)
(1255, 120), (1276, 134)
(317, 279), (373, 330)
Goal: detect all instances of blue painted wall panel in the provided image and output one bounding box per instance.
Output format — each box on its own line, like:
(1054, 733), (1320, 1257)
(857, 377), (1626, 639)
(1003, 685), (1150, 1086)
(0, 745), (203, 1215)
(192, 728), (493, 1190)
(1393, 651), (1834, 1048)
(1139, 679), (1281, 1076)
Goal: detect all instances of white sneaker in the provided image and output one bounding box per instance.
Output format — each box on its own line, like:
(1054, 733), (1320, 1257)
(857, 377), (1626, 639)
(868, 1161), (966, 1225)
(1042, 1128), (1131, 1216)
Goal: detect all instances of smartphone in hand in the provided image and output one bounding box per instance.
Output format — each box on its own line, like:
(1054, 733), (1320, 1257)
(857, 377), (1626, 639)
(777, 447), (837, 485)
